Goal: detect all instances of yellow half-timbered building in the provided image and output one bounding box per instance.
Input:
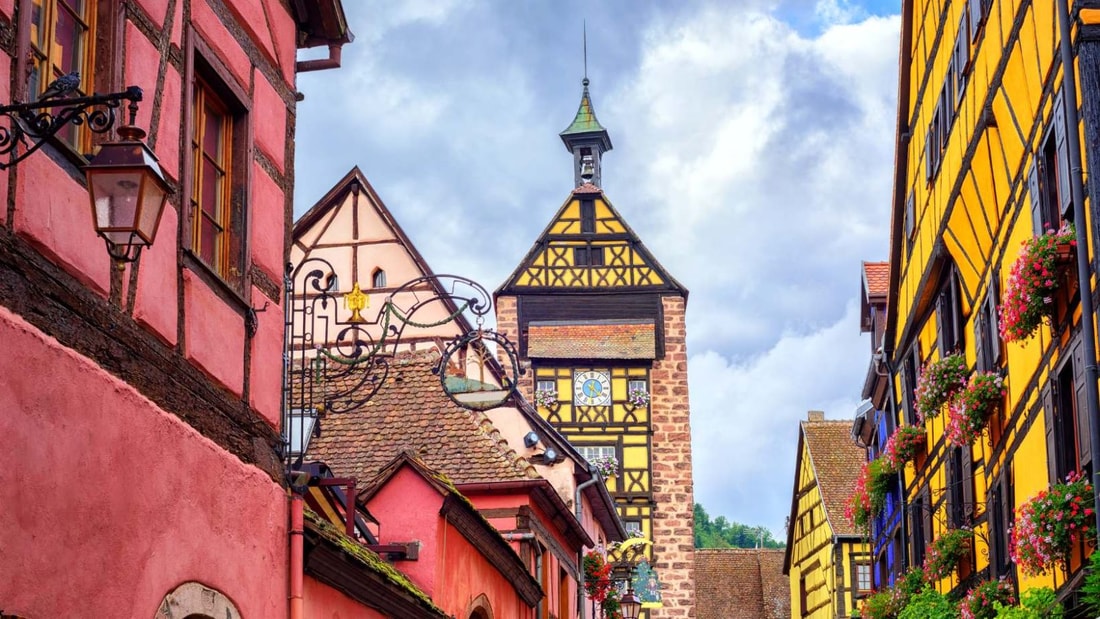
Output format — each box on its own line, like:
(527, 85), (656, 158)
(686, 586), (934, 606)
(495, 78), (696, 617)
(783, 412), (870, 619)
(881, 0), (1100, 610)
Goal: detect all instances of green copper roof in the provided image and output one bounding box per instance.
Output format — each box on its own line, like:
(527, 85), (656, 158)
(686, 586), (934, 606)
(560, 78), (607, 136)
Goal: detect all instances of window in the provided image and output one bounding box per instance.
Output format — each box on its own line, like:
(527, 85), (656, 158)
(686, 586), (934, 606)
(29, 0), (94, 151)
(855, 563), (872, 594)
(536, 379), (555, 393)
(627, 378), (647, 394)
(904, 191), (915, 251)
(1030, 92), (1072, 234)
(574, 246), (604, 266)
(936, 267), (964, 356)
(799, 573), (809, 616)
(186, 44), (248, 293)
(987, 467), (1013, 578)
(372, 268), (386, 288)
(580, 199), (595, 233)
(910, 490), (929, 567)
(577, 445), (616, 465)
(945, 446), (974, 528)
(1044, 336), (1091, 483)
(624, 520), (642, 537)
(974, 277), (1001, 373)
(900, 344), (921, 425)
(968, 0), (991, 42)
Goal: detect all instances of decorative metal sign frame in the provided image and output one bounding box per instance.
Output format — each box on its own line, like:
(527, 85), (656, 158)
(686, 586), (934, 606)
(282, 257), (522, 465)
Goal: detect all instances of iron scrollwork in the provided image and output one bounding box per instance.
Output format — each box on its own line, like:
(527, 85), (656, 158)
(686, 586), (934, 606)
(0, 85), (143, 169)
(282, 257), (522, 462)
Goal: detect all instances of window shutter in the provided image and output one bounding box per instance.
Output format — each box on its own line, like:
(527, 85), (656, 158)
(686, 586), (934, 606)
(921, 487), (933, 554)
(988, 480), (1002, 574)
(936, 293), (947, 356)
(945, 448), (957, 526)
(1073, 337), (1092, 469)
(961, 447), (974, 521)
(950, 271), (964, 351)
(1043, 384), (1058, 484)
(987, 278), (1001, 365)
(1053, 91), (1072, 220)
(974, 310), (986, 372)
(1029, 162), (1043, 235)
(926, 137), (934, 183)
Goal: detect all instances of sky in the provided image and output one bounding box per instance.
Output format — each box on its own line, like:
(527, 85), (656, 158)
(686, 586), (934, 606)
(293, 0), (902, 539)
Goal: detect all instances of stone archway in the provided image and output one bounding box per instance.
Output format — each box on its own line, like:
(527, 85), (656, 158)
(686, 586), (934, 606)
(465, 593), (494, 619)
(153, 582), (240, 619)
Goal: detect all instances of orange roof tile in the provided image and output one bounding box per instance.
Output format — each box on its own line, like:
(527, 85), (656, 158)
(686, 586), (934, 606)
(802, 420), (865, 537)
(695, 549), (790, 619)
(573, 182), (602, 195)
(306, 351), (539, 484)
(863, 261), (889, 299)
(527, 321), (655, 359)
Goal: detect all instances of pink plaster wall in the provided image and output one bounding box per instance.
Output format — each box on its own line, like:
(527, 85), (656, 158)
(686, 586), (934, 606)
(366, 466), (443, 596)
(304, 576), (389, 619)
(132, 206), (180, 346)
(252, 73), (287, 171)
(264, 0), (297, 83)
(436, 518), (536, 619)
(0, 307), (287, 618)
(133, 0), (169, 31)
(250, 286), (282, 427)
(225, 0), (278, 80)
(153, 65), (183, 179)
(192, 0), (251, 89)
(183, 269), (245, 394)
(13, 154), (110, 296)
(250, 160), (285, 283)
(123, 21), (159, 137)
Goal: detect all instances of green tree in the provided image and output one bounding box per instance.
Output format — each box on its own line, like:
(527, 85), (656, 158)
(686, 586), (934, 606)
(693, 503), (784, 549)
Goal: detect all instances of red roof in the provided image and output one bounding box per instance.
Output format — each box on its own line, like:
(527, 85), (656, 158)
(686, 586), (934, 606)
(802, 420), (865, 536)
(527, 321), (656, 359)
(863, 261), (889, 299)
(695, 549), (790, 619)
(307, 351), (538, 485)
(573, 182), (602, 195)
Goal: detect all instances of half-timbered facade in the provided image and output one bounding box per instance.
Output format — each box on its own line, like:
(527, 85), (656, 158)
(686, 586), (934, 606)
(882, 0), (1100, 610)
(783, 413), (869, 618)
(496, 79), (695, 616)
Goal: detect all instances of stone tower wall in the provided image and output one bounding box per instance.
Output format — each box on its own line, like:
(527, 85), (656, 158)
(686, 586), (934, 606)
(649, 295), (695, 618)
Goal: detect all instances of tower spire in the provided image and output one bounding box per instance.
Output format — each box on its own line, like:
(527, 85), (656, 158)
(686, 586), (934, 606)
(560, 26), (612, 188)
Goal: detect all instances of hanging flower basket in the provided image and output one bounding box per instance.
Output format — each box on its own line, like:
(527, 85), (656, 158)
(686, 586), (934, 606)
(959, 578), (1016, 619)
(534, 387), (558, 408)
(846, 458), (894, 535)
(945, 372), (1005, 446)
(882, 425), (927, 473)
(914, 353), (968, 420)
(923, 527), (973, 582)
(1000, 225), (1077, 342)
(1011, 470), (1096, 576)
(584, 549), (624, 619)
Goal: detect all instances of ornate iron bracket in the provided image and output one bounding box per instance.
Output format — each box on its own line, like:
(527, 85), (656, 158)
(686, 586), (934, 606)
(0, 84), (143, 169)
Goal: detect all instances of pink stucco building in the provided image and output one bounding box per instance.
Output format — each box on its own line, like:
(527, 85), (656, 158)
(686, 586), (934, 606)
(0, 0), (363, 616)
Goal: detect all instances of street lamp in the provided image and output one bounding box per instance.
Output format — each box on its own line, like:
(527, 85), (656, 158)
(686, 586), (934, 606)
(620, 584), (642, 619)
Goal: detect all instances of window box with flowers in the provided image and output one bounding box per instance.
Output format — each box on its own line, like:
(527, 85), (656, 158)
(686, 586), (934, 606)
(846, 458), (895, 536)
(946, 372), (1005, 446)
(626, 386), (650, 408)
(923, 527), (973, 582)
(1011, 470), (1096, 576)
(590, 454), (619, 478)
(915, 353), (968, 421)
(882, 425), (927, 472)
(534, 386), (558, 408)
(959, 578), (1015, 619)
(1000, 225), (1077, 342)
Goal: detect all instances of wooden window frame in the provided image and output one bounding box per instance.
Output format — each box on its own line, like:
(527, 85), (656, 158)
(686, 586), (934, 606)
(987, 466), (1014, 579)
(935, 266), (964, 356)
(901, 343), (921, 426)
(580, 198), (596, 234)
(372, 268), (386, 288)
(183, 31), (251, 299)
(854, 562), (872, 595)
(574, 246), (605, 267)
(1030, 92), (1072, 234)
(1044, 336), (1091, 483)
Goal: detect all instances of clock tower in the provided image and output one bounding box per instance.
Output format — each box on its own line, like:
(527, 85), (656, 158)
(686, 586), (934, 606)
(495, 78), (695, 617)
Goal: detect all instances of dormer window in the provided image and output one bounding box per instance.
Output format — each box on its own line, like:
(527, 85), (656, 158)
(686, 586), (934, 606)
(372, 268), (386, 288)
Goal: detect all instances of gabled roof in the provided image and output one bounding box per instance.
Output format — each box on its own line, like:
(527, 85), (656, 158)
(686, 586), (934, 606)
(695, 549), (789, 619)
(307, 351), (538, 485)
(496, 185), (687, 296)
(863, 261), (889, 299)
(783, 418), (864, 570)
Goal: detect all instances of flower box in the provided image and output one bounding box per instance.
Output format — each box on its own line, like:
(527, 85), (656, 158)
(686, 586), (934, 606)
(1011, 470), (1096, 576)
(882, 425), (926, 473)
(946, 372), (1005, 446)
(914, 353), (968, 420)
(1000, 225), (1077, 342)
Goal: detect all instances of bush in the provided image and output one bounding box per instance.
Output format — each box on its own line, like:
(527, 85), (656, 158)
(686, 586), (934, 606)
(899, 588), (958, 619)
(993, 587), (1062, 618)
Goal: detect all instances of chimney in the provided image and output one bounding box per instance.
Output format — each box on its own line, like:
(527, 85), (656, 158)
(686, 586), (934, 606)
(807, 410), (825, 422)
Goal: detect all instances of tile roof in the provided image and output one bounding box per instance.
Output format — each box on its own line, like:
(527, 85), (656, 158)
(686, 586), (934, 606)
(573, 182), (602, 195)
(527, 321), (656, 359)
(695, 549), (790, 619)
(802, 420), (864, 537)
(863, 261), (889, 299)
(306, 351), (540, 484)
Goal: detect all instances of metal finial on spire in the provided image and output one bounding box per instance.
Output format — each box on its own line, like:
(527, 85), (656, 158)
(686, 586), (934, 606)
(583, 21), (588, 86)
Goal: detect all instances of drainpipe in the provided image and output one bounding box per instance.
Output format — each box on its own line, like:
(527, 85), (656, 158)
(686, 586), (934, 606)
(290, 494), (305, 619)
(1057, 0), (1100, 539)
(297, 44), (344, 73)
(575, 468), (602, 619)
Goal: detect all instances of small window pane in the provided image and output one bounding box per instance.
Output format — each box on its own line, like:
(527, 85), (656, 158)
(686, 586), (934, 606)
(285, 409), (317, 456)
(199, 216), (218, 265)
(372, 269), (386, 288)
(536, 379), (555, 392)
(54, 7), (84, 76)
(204, 106), (223, 158)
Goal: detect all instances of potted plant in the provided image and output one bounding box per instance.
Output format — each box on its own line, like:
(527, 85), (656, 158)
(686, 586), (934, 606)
(534, 385), (558, 408)
(946, 372), (1005, 446)
(1011, 470), (1096, 576)
(882, 425), (927, 473)
(1000, 225), (1077, 342)
(915, 354), (968, 420)
(923, 527), (973, 582)
(959, 578), (1015, 619)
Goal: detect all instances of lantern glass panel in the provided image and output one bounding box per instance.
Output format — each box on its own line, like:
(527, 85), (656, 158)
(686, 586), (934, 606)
(90, 170), (143, 244)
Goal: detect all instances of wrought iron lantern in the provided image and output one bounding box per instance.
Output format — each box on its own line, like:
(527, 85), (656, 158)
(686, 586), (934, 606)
(85, 122), (171, 263)
(620, 586), (642, 619)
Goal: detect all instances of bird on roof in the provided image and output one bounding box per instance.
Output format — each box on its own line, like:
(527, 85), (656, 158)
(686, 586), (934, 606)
(38, 71), (81, 102)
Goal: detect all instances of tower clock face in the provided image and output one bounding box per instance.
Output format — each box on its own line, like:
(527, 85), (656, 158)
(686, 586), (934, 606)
(574, 370), (612, 406)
